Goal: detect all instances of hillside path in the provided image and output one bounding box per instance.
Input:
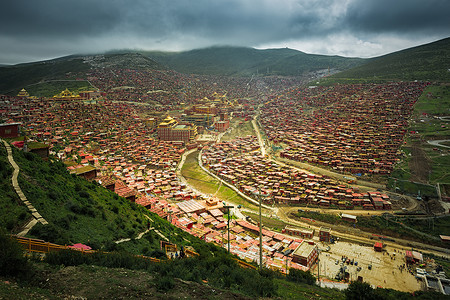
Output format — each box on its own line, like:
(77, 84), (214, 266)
(2, 140), (48, 236)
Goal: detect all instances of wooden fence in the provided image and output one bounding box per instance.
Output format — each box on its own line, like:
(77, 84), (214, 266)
(14, 236), (92, 254)
(13, 235), (255, 270)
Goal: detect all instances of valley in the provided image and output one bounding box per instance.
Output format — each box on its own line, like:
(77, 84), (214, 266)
(1, 38), (449, 298)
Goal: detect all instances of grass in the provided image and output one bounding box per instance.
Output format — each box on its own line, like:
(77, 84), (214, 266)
(389, 84), (450, 190)
(0, 144), (32, 232)
(181, 151), (260, 211)
(17, 80), (94, 98)
(145, 46), (365, 76)
(386, 177), (438, 198)
(275, 278), (345, 300)
(423, 147), (450, 184)
(0, 57), (90, 95)
(292, 211), (449, 247)
(0, 262), (249, 300)
(414, 85), (450, 117)
(400, 216), (450, 239)
(327, 37), (450, 82)
(0, 144), (200, 255)
(244, 211), (287, 232)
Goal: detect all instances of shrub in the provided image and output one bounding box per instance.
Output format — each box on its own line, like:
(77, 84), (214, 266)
(23, 151), (35, 161)
(345, 281), (376, 300)
(287, 268), (316, 285)
(0, 228), (30, 277)
(78, 190), (90, 199)
(111, 205), (119, 214)
(243, 271), (277, 297)
(29, 223), (66, 244)
(45, 249), (91, 266)
(149, 249), (166, 259)
(55, 216), (70, 229)
(155, 275), (175, 292)
(103, 240), (118, 252)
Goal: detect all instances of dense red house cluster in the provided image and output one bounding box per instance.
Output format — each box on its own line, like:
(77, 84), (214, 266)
(260, 82), (429, 176)
(202, 136), (392, 210)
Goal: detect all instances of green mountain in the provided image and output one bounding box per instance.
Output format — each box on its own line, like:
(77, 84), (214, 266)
(329, 37), (450, 82)
(0, 56), (89, 95)
(0, 53), (164, 95)
(1, 38), (449, 95)
(144, 46), (366, 76)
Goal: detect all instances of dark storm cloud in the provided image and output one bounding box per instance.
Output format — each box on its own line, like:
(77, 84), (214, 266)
(0, 0), (449, 64)
(0, 0), (120, 37)
(344, 0), (450, 35)
(0, 0), (342, 42)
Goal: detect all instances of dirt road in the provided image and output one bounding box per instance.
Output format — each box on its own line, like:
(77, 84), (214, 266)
(276, 206), (450, 258)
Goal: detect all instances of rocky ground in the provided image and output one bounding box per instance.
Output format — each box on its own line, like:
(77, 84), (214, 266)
(0, 264), (251, 300)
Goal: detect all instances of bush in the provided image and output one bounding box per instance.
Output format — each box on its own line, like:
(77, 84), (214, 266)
(0, 228), (30, 277)
(155, 275), (175, 292)
(149, 249), (166, 259)
(29, 223), (66, 244)
(287, 268), (316, 285)
(345, 281), (376, 300)
(78, 190), (90, 199)
(45, 249), (91, 266)
(111, 205), (119, 214)
(243, 271), (277, 297)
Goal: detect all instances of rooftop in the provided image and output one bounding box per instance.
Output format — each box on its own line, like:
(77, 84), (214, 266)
(319, 227), (331, 232)
(177, 199), (206, 214)
(293, 241), (316, 258)
(70, 165), (97, 175)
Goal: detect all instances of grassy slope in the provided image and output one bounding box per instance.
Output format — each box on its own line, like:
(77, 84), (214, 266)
(0, 53), (164, 95)
(0, 263), (254, 300)
(408, 85), (450, 184)
(0, 57), (89, 95)
(0, 145), (31, 232)
(146, 46), (366, 76)
(388, 85), (450, 194)
(327, 37), (450, 82)
(292, 210), (449, 248)
(14, 80), (94, 98)
(0, 145), (197, 255)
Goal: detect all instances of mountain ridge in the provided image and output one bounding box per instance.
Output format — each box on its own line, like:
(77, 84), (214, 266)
(0, 38), (449, 95)
(329, 37), (450, 82)
(142, 45), (365, 76)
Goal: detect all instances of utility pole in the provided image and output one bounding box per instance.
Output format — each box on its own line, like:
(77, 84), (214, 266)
(253, 187), (269, 271)
(259, 187), (263, 271)
(282, 249), (293, 275)
(223, 205), (234, 253)
(317, 249), (321, 287)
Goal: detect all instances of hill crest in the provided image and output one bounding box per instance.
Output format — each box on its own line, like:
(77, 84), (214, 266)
(329, 37), (450, 82)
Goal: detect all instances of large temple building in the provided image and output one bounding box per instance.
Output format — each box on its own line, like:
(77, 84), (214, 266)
(157, 115), (197, 143)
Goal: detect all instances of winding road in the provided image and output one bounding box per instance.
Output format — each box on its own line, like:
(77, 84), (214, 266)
(427, 139), (450, 149)
(174, 111), (449, 257)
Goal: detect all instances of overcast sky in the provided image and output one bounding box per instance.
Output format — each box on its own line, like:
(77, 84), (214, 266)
(1, 0), (449, 64)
